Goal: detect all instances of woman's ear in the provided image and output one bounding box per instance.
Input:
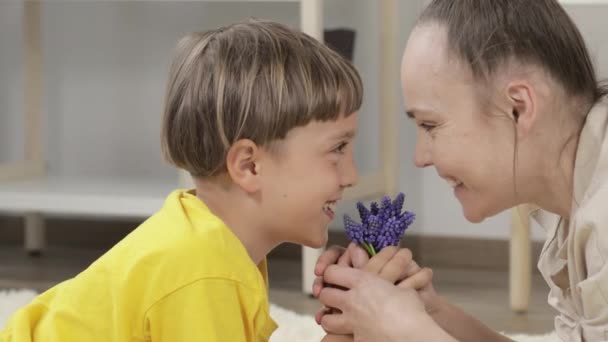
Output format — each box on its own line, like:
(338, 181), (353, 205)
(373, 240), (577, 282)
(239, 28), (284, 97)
(506, 81), (537, 138)
(225, 139), (262, 193)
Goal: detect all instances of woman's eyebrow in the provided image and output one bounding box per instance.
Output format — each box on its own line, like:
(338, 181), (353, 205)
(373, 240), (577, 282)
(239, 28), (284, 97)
(405, 107), (439, 119)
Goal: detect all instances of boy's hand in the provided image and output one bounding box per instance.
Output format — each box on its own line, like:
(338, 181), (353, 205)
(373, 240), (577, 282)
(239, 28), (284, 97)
(312, 243), (367, 298)
(313, 243), (445, 323)
(314, 244), (422, 324)
(318, 266), (438, 340)
(313, 244), (412, 297)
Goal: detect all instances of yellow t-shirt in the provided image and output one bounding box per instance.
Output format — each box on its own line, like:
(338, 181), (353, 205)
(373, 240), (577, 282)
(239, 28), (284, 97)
(0, 190), (278, 342)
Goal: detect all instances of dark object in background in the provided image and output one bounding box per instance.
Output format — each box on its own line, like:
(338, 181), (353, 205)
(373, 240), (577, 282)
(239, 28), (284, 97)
(324, 28), (356, 62)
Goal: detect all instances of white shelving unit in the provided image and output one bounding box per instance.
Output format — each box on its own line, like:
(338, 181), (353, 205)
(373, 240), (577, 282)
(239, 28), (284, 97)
(0, 0), (400, 295)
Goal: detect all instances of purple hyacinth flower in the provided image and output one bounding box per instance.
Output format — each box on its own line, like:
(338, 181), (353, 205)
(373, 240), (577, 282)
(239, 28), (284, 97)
(363, 215), (381, 248)
(370, 201), (379, 215)
(378, 196), (392, 223)
(392, 193), (405, 216)
(344, 215), (364, 245)
(401, 211), (416, 228)
(343, 192), (416, 256)
(356, 202), (371, 226)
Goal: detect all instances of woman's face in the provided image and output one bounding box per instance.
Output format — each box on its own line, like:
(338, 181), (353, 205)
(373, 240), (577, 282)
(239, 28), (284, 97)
(401, 24), (518, 223)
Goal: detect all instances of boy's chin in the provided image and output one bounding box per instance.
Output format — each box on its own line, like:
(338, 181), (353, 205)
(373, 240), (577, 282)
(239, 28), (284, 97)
(303, 231), (329, 249)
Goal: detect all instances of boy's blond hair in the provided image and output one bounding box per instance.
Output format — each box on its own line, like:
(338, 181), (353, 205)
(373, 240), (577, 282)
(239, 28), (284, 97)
(161, 19), (363, 177)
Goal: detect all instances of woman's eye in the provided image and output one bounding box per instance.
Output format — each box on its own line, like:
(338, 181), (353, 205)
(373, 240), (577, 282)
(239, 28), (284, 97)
(419, 123), (435, 132)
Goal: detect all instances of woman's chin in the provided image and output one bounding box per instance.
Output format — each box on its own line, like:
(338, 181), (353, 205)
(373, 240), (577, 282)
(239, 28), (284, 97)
(462, 206), (487, 223)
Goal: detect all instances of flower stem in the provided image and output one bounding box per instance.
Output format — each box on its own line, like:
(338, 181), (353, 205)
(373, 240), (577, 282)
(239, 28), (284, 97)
(362, 242), (376, 256)
(369, 244), (377, 256)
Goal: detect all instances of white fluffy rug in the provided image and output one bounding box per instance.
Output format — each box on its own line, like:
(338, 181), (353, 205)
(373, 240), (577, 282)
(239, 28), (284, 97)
(0, 290), (557, 341)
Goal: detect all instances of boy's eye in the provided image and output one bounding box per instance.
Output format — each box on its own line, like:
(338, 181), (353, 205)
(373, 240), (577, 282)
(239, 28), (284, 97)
(333, 142), (348, 154)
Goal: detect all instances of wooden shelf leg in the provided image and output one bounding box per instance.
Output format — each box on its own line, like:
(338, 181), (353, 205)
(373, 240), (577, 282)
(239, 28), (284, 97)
(300, 0), (324, 295)
(302, 246), (324, 295)
(24, 212), (45, 256)
(510, 205), (532, 313)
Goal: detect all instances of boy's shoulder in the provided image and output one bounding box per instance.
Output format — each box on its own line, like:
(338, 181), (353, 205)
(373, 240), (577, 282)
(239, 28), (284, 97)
(95, 190), (264, 293)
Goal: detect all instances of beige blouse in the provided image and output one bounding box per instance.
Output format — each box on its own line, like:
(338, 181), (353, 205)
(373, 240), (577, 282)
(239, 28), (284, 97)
(534, 97), (608, 341)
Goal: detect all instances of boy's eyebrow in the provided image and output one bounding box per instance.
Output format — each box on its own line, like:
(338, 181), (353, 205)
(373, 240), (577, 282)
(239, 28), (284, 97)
(333, 130), (356, 140)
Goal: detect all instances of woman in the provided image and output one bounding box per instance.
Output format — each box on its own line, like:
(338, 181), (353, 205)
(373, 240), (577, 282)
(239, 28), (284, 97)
(315, 0), (608, 341)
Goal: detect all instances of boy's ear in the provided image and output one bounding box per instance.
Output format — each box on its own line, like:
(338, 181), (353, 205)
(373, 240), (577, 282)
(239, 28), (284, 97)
(506, 81), (537, 138)
(225, 139), (262, 193)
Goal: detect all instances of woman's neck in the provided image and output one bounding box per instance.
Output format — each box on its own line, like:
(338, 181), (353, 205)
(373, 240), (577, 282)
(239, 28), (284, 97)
(526, 105), (585, 220)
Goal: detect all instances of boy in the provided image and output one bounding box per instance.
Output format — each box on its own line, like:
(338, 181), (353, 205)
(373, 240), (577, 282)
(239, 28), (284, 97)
(1, 19), (362, 341)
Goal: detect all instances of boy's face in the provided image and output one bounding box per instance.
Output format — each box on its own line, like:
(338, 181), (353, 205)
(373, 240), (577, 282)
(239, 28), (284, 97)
(259, 113), (359, 248)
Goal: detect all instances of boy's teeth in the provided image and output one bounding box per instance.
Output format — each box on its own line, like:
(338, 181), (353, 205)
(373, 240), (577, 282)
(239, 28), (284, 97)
(324, 201), (337, 212)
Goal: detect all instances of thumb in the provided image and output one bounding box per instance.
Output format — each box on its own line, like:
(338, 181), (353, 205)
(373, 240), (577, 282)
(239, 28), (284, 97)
(398, 267), (433, 290)
(349, 243), (370, 269)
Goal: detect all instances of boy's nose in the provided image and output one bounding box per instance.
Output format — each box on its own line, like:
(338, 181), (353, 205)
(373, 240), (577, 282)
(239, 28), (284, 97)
(341, 158), (359, 188)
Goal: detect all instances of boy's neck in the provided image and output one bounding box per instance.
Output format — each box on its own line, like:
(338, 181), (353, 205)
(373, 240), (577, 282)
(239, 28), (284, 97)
(193, 177), (277, 264)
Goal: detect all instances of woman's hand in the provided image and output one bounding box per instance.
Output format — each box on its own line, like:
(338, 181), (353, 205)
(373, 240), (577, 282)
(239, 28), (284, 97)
(318, 265), (444, 341)
(313, 244), (418, 322)
(401, 269), (444, 317)
(313, 243), (415, 296)
(313, 243), (442, 321)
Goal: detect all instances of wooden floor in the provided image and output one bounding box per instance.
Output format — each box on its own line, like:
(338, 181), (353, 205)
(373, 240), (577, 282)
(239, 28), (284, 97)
(0, 245), (555, 336)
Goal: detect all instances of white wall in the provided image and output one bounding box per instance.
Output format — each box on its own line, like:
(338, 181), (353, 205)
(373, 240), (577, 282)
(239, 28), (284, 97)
(40, 2), (302, 181)
(2, 1), (607, 242)
(2, 1), (382, 179)
(324, 0), (380, 177)
(564, 4), (608, 78)
(0, 3), (25, 164)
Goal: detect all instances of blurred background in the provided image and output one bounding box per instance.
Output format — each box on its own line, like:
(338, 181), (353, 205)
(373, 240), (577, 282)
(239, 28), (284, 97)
(1, 0), (608, 336)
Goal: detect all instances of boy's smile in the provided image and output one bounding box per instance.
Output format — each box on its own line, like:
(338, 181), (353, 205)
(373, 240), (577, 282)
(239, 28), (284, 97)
(258, 112), (359, 248)
(323, 201), (338, 220)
